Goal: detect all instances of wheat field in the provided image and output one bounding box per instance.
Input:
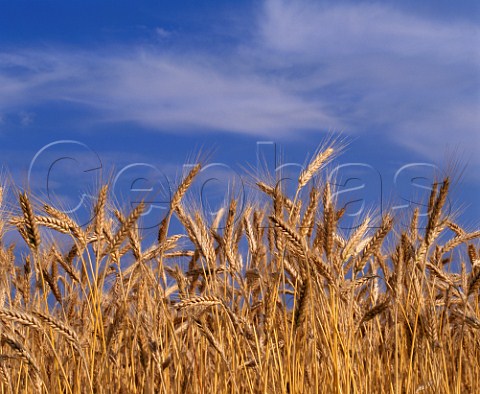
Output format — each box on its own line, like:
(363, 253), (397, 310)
(0, 146), (479, 393)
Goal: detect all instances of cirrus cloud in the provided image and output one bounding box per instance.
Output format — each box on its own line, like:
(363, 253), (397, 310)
(0, 0), (478, 164)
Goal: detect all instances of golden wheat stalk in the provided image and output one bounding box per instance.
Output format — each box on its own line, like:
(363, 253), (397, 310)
(174, 295), (223, 310)
(298, 148), (334, 191)
(110, 201), (145, 252)
(43, 204), (85, 240)
(18, 192), (41, 250)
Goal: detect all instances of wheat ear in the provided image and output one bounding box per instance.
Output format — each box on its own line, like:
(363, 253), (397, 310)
(19, 192), (41, 250)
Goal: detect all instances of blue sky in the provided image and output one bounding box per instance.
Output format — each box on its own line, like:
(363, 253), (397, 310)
(0, 0), (479, 234)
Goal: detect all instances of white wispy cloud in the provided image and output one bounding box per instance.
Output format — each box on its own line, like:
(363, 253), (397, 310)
(0, 49), (339, 134)
(0, 0), (478, 162)
(260, 0), (477, 61)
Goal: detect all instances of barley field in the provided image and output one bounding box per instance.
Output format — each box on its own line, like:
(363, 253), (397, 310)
(0, 146), (479, 393)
